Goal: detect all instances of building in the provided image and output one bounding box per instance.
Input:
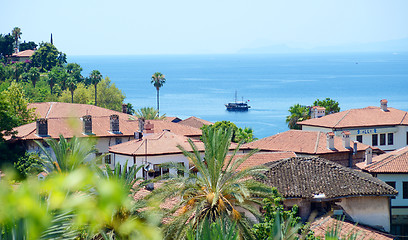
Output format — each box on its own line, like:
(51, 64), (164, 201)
(311, 216), (395, 240)
(9, 49), (35, 62)
(260, 157), (397, 232)
(298, 99), (408, 152)
(243, 130), (382, 167)
(8, 102), (202, 163)
(235, 152), (297, 171)
(310, 106), (326, 119)
(357, 146), (408, 236)
(178, 116), (213, 129)
(109, 130), (206, 178)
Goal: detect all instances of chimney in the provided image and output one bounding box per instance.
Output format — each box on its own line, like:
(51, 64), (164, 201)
(326, 132), (335, 150)
(122, 104), (128, 114)
(82, 115), (92, 134)
(134, 131), (143, 140)
(144, 121), (154, 134)
(36, 118), (48, 137)
(365, 147), (373, 165)
(380, 99), (388, 111)
(138, 118), (145, 132)
(342, 131), (350, 149)
(353, 141), (358, 155)
(110, 114), (120, 133)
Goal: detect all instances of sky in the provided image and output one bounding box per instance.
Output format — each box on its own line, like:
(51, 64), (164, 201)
(1, 0), (408, 55)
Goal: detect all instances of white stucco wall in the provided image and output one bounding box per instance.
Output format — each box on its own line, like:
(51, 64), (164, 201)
(337, 196), (391, 232)
(376, 174), (408, 207)
(302, 125), (408, 151)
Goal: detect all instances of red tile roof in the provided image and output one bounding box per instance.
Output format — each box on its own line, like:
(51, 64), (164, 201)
(299, 106), (408, 129)
(178, 116), (213, 129)
(311, 216), (395, 240)
(357, 146), (408, 173)
(109, 131), (205, 156)
(235, 152), (296, 171)
(12, 50), (35, 57)
(147, 120), (202, 137)
(243, 130), (376, 155)
(29, 102), (134, 120)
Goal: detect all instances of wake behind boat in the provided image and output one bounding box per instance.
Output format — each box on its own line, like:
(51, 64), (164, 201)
(225, 91), (251, 111)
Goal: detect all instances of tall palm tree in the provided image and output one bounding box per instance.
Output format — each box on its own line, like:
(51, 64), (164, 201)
(135, 107), (166, 120)
(285, 104), (310, 130)
(67, 76), (77, 103)
(151, 72), (166, 115)
(89, 70), (102, 106)
(11, 27), (22, 51)
(148, 127), (273, 239)
(28, 67), (40, 88)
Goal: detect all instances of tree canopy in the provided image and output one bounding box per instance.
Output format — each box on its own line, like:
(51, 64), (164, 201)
(30, 42), (66, 72)
(135, 107), (166, 120)
(313, 97), (340, 114)
(285, 104), (310, 130)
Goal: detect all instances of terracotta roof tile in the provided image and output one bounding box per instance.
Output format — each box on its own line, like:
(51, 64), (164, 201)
(357, 146), (408, 173)
(109, 131), (205, 156)
(234, 152), (296, 171)
(178, 116), (213, 129)
(29, 102), (135, 120)
(12, 50), (35, 57)
(147, 120), (202, 137)
(311, 216), (395, 240)
(243, 130), (376, 155)
(260, 157), (397, 199)
(299, 106), (408, 129)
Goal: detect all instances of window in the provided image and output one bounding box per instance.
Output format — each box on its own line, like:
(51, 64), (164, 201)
(356, 135), (363, 143)
(386, 181), (396, 199)
(104, 154), (111, 164)
(388, 133), (394, 145)
(380, 134), (386, 145)
(406, 132), (408, 145)
(404, 182), (408, 199)
(372, 134), (378, 146)
(115, 138), (122, 145)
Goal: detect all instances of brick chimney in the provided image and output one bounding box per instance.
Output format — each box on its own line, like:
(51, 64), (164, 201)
(365, 147), (373, 165)
(380, 99), (388, 111)
(82, 115), (92, 135)
(110, 115), (120, 133)
(341, 131), (351, 149)
(122, 104), (128, 114)
(36, 118), (48, 137)
(144, 121), (154, 134)
(326, 132), (335, 150)
(138, 118), (145, 132)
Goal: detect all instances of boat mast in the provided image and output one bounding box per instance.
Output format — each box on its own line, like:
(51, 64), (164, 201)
(235, 90), (237, 103)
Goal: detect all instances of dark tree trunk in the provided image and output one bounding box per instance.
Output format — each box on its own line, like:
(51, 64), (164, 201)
(71, 90), (74, 103)
(156, 88), (159, 115)
(94, 85), (97, 106)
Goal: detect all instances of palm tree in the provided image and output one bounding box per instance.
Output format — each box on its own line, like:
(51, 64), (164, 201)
(89, 70), (102, 106)
(67, 76), (77, 103)
(148, 127), (273, 239)
(285, 104), (310, 130)
(151, 72), (166, 115)
(135, 107), (166, 120)
(11, 27), (22, 51)
(35, 135), (98, 173)
(28, 67), (40, 88)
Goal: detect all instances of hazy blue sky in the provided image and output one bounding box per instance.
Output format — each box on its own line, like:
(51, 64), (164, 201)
(1, 0), (407, 55)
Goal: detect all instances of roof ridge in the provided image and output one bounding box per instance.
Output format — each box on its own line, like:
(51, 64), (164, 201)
(399, 112), (408, 125)
(368, 155), (395, 171)
(45, 102), (54, 118)
(314, 132), (321, 154)
(333, 109), (350, 128)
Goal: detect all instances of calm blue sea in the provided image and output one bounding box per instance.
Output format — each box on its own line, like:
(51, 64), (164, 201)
(69, 53), (408, 139)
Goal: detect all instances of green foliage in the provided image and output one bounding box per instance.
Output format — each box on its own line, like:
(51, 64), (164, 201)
(19, 41), (37, 51)
(31, 42), (66, 72)
(1, 81), (36, 126)
(324, 216), (364, 240)
(252, 198), (305, 240)
(28, 66), (40, 88)
(313, 98), (340, 114)
(126, 103), (135, 115)
(14, 152), (43, 179)
(89, 70), (102, 106)
(135, 107), (166, 120)
(0, 34), (14, 57)
(187, 217), (239, 240)
(286, 104), (310, 130)
(201, 121), (256, 143)
(149, 127), (274, 239)
(151, 72), (166, 114)
(35, 135), (98, 173)
(11, 27), (22, 49)
(0, 166), (162, 240)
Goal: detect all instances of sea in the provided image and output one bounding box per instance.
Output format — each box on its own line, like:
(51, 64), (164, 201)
(69, 53), (408, 139)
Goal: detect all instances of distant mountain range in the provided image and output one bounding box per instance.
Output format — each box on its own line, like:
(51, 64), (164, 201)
(238, 38), (408, 54)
